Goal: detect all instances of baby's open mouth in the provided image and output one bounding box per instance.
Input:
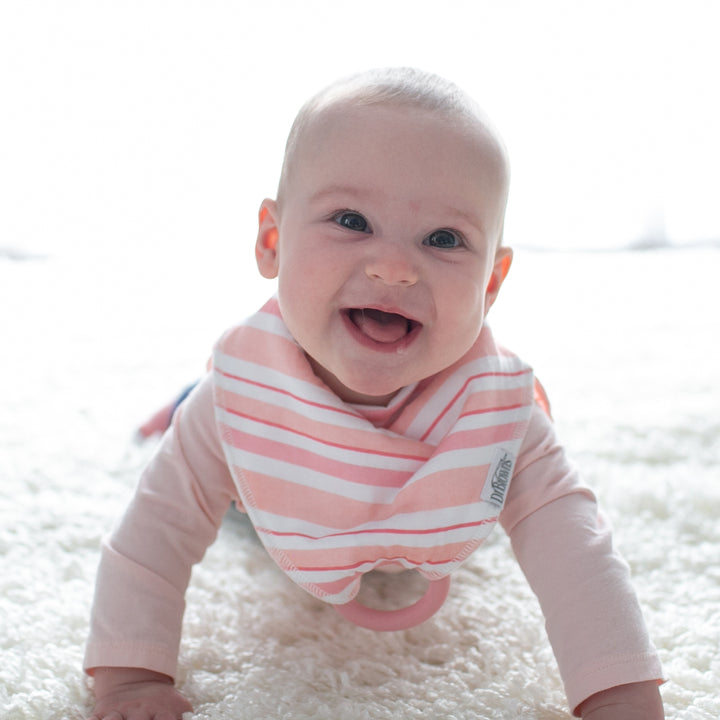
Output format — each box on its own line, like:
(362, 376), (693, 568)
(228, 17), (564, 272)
(345, 308), (421, 344)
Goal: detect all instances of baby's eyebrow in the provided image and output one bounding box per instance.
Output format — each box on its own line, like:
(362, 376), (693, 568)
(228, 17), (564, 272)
(307, 184), (376, 205)
(437, 206), (488, 236)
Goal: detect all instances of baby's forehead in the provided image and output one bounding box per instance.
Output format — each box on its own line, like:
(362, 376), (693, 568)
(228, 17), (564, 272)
(295, 97), (509, 185)
(307, 93), (503, 151)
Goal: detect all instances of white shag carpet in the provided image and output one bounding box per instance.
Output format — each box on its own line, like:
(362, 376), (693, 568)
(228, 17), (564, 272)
(1, 247), (719, 719)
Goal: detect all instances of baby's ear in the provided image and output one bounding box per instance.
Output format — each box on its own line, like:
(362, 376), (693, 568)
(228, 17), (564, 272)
(484, 245), (513, 315)
(255, 199), (280, 278)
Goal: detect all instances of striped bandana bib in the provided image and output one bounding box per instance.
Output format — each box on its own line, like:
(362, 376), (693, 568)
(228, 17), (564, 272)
(212, 298), (535, 623)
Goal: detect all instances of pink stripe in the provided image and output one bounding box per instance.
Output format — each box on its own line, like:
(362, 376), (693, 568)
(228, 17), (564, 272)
(219, 407), (429, 462)
(222, 424), (419, 488)
(237, 465), (492, 528)
(420, 368), (533, 441)
(436, 422), (519, 453)
(270, 539), (484, 570)
(461, 402), (525, 416)
(257, 516), (497, 541)
(458, 385), (531, 414)
(263, 570), (357, 600)
(217, 367), (359, 420)
(293, 556), (458, 573)
(217, 381), (432, 459)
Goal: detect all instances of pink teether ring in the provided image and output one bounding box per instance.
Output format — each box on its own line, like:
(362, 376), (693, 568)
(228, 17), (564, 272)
(335, 576), (451, 631)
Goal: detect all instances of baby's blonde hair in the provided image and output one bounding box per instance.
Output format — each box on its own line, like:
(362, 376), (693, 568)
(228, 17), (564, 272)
(276, 67), (509, 212)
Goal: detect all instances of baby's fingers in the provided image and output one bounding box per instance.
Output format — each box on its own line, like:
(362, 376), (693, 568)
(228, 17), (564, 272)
(88, 711), (185, 720)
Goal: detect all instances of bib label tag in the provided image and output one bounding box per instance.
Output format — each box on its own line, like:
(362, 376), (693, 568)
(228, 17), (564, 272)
(482, 448), (515, 508)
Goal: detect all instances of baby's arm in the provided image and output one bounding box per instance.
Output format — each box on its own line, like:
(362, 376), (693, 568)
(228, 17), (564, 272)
(85, 376), (236, 717)
(509, 489), (664, 716)
(88, 668), (192, 720)
(503, 406), (664, 715)
(578, 680), (664, 719)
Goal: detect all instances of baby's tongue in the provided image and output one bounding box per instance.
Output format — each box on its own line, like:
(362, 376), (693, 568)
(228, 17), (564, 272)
(351, 308), (409, 344)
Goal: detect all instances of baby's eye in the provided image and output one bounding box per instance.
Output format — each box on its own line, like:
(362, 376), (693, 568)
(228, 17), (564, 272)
(424, 229), (463, 249)
(334, 211), (370, 233)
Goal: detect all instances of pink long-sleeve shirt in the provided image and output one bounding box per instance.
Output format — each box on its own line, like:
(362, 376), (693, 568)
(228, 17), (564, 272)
(84, 372), (663, 715)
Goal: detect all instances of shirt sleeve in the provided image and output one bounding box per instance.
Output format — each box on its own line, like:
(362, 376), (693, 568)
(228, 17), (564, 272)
(502, 404), (664, 715)
(84, 373), (237, 678)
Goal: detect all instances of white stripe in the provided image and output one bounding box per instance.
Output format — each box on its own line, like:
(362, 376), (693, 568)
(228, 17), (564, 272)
(409, 440), (522, 483)
(225, 449), (403, 504)
(216, 407), (424, 472)
(420, 371), (534, 444)
(242, 308), (294, 339)
(285, 555), (472, 586)
(303, 579), (360, 604)
(223, 435), (521, 506)
(214, 356), (376, 432)
(286, 563), (381, 584)
(251, 502), (498, 539)
(447, 404), (534, 434)
(258, 521), (492, 553)
(405, 353), (530, 439)
(226, 440), (521, 506)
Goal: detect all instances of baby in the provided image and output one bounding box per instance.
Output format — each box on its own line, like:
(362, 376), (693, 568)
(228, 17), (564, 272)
(85, 68), (664, 719)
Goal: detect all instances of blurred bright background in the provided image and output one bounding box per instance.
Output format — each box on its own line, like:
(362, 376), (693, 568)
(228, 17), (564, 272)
(2, 0), (719, 261)
(1, 0), (719, 385)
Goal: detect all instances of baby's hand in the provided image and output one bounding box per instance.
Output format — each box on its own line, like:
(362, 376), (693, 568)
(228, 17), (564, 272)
(578, 680), (663, 719)
(88, 667), (193, 720)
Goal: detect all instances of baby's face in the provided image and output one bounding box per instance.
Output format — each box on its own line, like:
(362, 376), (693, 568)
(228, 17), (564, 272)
(257, 103), (511, 405)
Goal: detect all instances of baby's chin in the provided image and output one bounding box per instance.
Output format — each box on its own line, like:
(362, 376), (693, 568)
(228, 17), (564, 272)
(306, 355), (405, 406)
(328, 375), (404, 407)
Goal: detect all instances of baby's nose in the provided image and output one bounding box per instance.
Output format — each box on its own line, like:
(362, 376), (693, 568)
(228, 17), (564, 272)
(364, 244), (418, 287)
